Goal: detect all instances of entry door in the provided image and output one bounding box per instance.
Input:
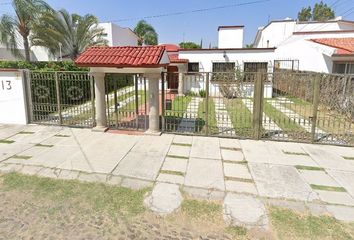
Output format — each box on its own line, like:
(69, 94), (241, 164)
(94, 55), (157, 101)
(167, 66), (179, 90)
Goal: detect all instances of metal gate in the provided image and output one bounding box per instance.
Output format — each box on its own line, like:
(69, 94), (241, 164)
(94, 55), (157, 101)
(105, 74), (148, 130)
(162, 71), (354, 146)
(28, 71), (95, 127)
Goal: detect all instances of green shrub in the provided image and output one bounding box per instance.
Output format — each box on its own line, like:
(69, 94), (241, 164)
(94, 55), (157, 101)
(0, 60), (88, 72)
(199, 89), (206, 98)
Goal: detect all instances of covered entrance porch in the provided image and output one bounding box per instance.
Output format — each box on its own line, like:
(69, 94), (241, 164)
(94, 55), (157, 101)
(75, 46), (170, 134)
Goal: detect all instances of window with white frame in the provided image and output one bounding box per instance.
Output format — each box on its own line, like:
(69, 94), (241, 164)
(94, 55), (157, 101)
(333, 62), (354, 74)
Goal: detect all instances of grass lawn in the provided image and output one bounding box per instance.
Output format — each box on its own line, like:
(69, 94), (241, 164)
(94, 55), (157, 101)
(197, 98), (218, 134)
(224, 98), (254, 137)
(164, 96), (192, 132)
(1, 173), (354, 239)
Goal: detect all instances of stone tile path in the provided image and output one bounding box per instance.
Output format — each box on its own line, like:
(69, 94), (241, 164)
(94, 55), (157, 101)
(1, 124), (354, 225)
(213, 97), (235, 135)
(177, 97), (202, 133)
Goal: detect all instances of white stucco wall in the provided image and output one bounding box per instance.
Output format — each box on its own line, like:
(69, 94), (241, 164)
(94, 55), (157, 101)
(99, 22), (138, 47)
(255, 21), (296, 48)
(179, 49), (275, 72)
(218, 28), (244, 48)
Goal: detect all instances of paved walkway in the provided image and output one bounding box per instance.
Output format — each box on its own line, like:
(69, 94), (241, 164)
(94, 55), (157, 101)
(1, 124), (354, 223)
(214, 98), (235, 136)
(177, 97), (202, 133)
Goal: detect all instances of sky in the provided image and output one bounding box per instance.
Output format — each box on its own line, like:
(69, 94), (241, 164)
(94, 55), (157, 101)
(1, 0), (354, 47)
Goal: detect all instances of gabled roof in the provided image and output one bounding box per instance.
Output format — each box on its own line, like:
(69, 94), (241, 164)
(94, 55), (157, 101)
(311, 38), (354, 55)
(75, 46), (168, 68)
(160, 44), (180, 52)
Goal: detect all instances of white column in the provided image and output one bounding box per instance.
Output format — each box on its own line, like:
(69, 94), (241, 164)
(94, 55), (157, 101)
(178, 65), (187, 96)
(145, 73), (160, 134)
(91, 72), (108, 132)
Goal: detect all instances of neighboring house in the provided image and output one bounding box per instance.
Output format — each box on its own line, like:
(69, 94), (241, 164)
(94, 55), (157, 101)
(254, 18), (354, 73)
(0, 22), (138, 61)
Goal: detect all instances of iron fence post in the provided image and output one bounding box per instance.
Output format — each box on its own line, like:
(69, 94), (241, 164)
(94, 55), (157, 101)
(90, 75), (96, 127)
(205, 72), (210, 136)
(161, 72), (165, 132)
(253, 72), (264, 140)
(54, 72), (63, 125)
(311, 75), (321, 143)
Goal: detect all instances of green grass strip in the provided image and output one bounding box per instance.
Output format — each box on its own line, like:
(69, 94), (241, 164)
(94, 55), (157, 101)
(171, 143), (192, 147)
(166, 155), (189, 159)
(54, 134), (70, 137)
(0, 139), (15, 144)
(224, 176), (254, 183)
(295, 165), (325, 171)
(343, 156), (354, 160)
(18, 131), (35, 135)
(283, 151), (309, 156)
(310, 184), (346, 192)
(160, 170), (185, 176)
(35, 143), (54, 148)
(11, 155), (32, 160)
(264, 101), (304, 132)
(223, 160), (248, 164)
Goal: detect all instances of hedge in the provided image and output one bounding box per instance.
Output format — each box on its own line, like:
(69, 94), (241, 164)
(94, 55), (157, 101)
(0, 61), (88, 72)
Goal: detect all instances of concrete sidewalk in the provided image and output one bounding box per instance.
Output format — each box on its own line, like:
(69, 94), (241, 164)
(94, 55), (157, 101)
(1, 124), (354, 223)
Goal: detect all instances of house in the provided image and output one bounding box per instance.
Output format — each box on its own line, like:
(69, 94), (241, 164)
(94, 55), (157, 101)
(0, 22), (138, 61)
(254, 18), (354, 73)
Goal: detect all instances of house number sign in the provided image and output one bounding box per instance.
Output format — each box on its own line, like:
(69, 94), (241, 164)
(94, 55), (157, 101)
(1, 80), (12, 90)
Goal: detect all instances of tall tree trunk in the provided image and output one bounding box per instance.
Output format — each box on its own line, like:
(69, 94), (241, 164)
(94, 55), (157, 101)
(23, 35), (31, 62)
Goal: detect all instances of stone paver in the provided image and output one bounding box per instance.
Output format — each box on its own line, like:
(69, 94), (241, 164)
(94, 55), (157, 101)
(221, 149), (244, 162)
(183, 186), (225, 200)
(219, 138), (241, 149)
(19, 165), (42, 175)
(223, 163), (252, 180)
(190, 137), (221, 160)
(144, 183), (182, 215)
(299, 170), (341, 187)
(161, 157), (188, 173)
(57, 169), (79, 180)
(315, 190), (354, 206)
(120, 178), (153, 190)
(172, 135), (193, 145)
(185, 158), (225, 191)
(0, 163), (23, 173)
(37, 167), (60, 178)
(157, 173), (184, 185)
(78, 173), (108, 183)
(249, 163), (318, 201)
(223, 193), (268, 229)
(113, 152), (165, 180)
(327, 170), (354, 198)
(326, 205), (354, 222)
(167, 145), (190, 158)
(106, 175), (122, 185)
(304, 145), (354, 172)
(225, 181), (258, 195)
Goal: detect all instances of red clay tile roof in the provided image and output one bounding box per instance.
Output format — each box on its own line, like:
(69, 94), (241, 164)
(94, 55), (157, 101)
(311, 38), (354, 55)
(169, 54), (188, 63)
(159, 44), (180, 52)
(75, 46), (167, 68)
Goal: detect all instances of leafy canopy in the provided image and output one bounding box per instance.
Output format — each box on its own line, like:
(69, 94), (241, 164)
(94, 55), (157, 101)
(298, 1), (335, 21)
(134, 20), (158, 46)
(31, 9), (107, 60)
(0, 0), (52, 61)
(179, 42), (201, 49)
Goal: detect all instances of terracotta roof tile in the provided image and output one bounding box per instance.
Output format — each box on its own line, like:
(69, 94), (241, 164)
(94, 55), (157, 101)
(169, 54), (188, 63)
(75, 46), (167, 67)
(311, 38), (354, 55)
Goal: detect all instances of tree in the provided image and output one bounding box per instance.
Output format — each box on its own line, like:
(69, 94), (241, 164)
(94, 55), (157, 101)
(245, 44), (254, 48)
(298, 7), (312, 21)
(134, 20), (158, 46)
(0, 0), (52, 61)
(179, 42), (201, 49)
(31, 10), (107, 60)
(313, 1), (335, 21)
(297, 1), (335, 21)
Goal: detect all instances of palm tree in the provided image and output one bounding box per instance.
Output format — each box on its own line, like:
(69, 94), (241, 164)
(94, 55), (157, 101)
(31, 10), (107, 60)
(0, 0), (52, 61)
(134, 20), (158, 46)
